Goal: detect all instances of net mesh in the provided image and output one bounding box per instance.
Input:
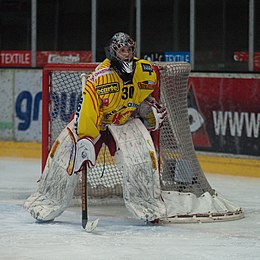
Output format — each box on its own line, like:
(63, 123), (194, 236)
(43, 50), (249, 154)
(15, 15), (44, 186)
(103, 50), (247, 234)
(156, 62), (213, 196)
(44, 62), (213, 199)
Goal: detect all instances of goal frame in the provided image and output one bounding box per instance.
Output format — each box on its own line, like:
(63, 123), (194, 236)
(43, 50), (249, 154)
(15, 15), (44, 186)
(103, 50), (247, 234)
(41, 62), (244, 223)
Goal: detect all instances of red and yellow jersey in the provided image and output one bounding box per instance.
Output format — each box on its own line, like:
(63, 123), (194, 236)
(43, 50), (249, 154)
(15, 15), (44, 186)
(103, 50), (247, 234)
(74, 58), (157, 139)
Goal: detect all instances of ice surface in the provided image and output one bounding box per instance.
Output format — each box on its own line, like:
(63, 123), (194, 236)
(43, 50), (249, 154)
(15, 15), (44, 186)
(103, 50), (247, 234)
(0, 157), (260, 260)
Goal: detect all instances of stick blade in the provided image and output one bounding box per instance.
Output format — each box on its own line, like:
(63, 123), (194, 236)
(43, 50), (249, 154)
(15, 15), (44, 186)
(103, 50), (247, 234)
(84, 218), (99, 233)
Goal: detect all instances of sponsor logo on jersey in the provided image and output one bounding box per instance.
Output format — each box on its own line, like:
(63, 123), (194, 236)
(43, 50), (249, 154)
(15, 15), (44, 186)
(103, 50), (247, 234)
(112, 111), (132, 124)
(141, 63), (153, 74)
(88, 67), (112, 83)
(104, 110), (117, 119)
(138, 81), (156, 90)
(96, 82), (119, 95)
(104, 106), (127, 119)
(102, 98), (109, 106)
(127, 102), (139, 108)
(112, 113), (123, 124)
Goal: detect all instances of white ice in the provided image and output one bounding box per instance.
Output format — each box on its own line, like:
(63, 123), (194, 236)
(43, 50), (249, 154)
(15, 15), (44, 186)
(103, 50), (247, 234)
(0, 157), (260, 260)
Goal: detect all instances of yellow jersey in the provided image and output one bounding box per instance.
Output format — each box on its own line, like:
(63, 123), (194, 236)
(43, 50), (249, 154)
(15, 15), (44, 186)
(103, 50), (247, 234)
(74, 58), (157, 139)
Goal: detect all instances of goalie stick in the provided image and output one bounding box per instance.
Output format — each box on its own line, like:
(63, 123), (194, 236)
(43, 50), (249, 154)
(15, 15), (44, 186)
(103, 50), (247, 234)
(80, 73), (99, 232)
(81, 163), (99, 232)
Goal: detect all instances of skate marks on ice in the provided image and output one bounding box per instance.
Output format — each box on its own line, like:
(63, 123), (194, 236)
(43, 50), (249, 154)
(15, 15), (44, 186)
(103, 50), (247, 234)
(1, 158), (260, 259)
(1, 197), (260, 259)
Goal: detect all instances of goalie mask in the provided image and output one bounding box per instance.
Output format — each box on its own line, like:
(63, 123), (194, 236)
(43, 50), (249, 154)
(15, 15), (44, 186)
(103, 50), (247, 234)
(105, 32), (136, 75)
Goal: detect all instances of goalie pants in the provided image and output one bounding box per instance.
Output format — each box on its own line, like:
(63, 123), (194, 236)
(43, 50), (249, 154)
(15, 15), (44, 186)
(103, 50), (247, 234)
(94, 129), (117, 157)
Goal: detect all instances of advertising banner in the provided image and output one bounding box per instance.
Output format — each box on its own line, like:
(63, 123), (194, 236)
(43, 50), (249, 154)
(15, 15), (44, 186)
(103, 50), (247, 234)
(188, 74), (260, 156)
(1, 68), (259, 157)
(142, 51), (190, 63)
(164, 51), (190, 63)
(0, 70), (14, 139)
(234, 52), (260, 71)
(0, 69), (42, 141)
(0, 51), (92, 67)
(142, 52), (164, 62)
(14, 70), (42, 142)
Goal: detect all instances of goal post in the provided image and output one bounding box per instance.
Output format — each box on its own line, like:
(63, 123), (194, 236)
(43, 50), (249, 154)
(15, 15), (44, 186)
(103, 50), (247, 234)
(42, 63), (98, 171)
(42, 62), (244, 223)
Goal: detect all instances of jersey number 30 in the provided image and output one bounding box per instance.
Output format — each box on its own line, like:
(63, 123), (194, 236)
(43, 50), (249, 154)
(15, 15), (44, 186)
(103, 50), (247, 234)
(122, 86), (134, 99)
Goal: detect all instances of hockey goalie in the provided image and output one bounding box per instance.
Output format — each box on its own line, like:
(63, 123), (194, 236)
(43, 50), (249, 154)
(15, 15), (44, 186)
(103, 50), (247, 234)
(24, 32), (168, 224)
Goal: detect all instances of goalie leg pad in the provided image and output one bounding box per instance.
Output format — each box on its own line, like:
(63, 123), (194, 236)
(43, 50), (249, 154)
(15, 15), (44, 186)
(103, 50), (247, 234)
(24, 121), (80, 221)
(109, 118), (167, 222)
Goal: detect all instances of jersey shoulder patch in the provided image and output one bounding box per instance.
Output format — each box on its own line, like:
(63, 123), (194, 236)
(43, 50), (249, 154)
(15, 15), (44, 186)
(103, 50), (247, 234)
(134, 60), (157, 91)
(88, 59), (112, 83)
(136, 59), (154, 74)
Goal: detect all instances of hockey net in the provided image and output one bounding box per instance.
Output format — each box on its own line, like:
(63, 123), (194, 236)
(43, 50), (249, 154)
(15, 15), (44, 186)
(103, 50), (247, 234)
(42, 62), (244, 222)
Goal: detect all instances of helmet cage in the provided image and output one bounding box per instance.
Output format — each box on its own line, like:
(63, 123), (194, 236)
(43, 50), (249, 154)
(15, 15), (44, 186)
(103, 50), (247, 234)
(106, 32), (136, 62)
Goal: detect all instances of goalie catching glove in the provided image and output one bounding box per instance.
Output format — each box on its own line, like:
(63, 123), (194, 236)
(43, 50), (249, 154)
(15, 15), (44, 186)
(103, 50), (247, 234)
(138, 96), (167, 131)
(67, 127), (96, 175)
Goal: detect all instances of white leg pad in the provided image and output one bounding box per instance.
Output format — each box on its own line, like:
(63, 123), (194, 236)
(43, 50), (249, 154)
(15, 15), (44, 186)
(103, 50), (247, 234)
(24, 121), (80, 221)
(109, 118), (167, 221)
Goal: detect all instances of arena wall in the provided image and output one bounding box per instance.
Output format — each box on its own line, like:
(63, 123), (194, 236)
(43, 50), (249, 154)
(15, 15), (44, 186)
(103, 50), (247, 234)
(0, 68), (259, 177)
